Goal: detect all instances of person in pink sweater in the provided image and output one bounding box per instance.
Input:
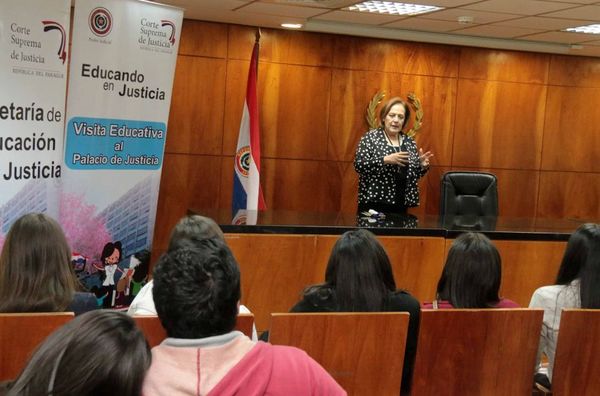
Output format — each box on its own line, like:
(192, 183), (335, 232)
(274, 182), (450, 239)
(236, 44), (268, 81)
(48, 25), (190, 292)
(422, 232), (519, 309)
(143, 238), (346, 396)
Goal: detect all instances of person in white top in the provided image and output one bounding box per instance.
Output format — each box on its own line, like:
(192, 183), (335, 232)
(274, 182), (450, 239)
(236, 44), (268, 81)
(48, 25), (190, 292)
(529, 223), (600, 386)
(128, 215), (258, 340)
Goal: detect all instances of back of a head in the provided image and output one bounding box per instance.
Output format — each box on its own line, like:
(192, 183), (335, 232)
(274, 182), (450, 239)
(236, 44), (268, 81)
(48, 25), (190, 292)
(153, 239), (240, 338)
(6, 310), (150, 396)
(437, 232), (501, 308)
(0, 213), (76, 312)
(167, 215), (225, 251)
(556, 223), (600, 284)
(324, 229), (396, 311)
(566, 223), (600, 308)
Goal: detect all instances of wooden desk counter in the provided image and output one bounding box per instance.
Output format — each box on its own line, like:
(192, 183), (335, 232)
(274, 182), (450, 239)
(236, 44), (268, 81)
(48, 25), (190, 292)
(191, 209), (592, 331)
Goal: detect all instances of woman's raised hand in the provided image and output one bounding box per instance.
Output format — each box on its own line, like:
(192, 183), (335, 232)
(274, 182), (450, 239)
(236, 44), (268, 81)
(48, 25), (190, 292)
(419, 148), (433, 168)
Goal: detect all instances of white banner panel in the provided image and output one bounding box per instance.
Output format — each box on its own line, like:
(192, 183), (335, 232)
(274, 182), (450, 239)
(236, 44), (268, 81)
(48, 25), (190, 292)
(0, 0), (70, 236)
(63, 0), (182, 307)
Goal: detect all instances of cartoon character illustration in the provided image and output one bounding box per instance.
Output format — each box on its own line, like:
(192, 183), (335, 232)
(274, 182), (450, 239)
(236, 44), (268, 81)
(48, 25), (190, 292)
(94, 241), (123, 308)
(115, 249), (150, 307)
(71, 252), (104, 294)
(71, 253), (87, 275)
(129, 249), (150, 298)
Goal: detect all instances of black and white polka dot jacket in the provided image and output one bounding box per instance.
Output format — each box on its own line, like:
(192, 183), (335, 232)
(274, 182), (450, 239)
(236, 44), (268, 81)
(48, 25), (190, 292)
(354, 128), (428, 208)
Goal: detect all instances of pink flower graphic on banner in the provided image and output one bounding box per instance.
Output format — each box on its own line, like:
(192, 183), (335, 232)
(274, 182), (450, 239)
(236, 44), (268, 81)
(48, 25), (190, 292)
(60, 193), (112, 261)
(0, 222), (4, 252)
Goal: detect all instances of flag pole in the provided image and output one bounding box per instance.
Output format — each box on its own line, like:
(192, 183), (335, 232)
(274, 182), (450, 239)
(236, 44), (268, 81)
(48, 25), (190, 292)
(232, 26), (266, 222)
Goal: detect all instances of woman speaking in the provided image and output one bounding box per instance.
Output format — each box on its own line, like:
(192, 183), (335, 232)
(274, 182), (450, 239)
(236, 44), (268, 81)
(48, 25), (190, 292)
(354, 97), (433, 215)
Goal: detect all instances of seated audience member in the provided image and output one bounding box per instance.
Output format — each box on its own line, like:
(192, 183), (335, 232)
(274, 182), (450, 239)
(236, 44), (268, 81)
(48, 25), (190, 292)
(143, 240), (346, 395)
(529, 223), (600, 389)
(289, 229), (420, 395)
(0, 310), (151, 396)
(127, 215), (257, 340)
(423, 232), (519, 309)
(0, 213), (97, 315)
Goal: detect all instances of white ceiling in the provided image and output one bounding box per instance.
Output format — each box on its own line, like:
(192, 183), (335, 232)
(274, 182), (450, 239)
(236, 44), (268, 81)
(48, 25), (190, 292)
(159, 0), (600, 57)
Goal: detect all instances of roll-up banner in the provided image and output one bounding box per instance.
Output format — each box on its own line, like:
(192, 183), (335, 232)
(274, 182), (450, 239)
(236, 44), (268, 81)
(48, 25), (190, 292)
(62, 0), (182, 308)
(0, 0), (70, 241)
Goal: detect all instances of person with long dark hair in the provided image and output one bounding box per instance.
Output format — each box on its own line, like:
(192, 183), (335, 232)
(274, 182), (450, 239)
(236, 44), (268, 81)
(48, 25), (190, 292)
(290, 229), (420, 394)
(423, 232), (519, 309)
(95, 241), (123, 308)
(0, 213), (97, 314)
(529, 223), (600, 388)
(0, 310), (151, 396)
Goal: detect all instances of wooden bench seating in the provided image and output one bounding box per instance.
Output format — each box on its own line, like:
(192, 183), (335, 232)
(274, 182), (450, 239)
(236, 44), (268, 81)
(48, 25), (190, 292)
(537, 309), (600, 396)
(269, 312), (410, 396)
(0, 312), (74, 381)
(411, 309), (543, 396)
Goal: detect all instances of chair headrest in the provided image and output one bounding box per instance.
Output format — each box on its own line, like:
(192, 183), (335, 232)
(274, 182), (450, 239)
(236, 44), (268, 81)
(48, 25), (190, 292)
(443, 172), (497, 197)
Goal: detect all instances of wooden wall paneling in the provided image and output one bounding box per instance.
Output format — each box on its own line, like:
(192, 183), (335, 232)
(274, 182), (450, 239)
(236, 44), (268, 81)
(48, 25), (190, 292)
(153, 154), (223, 251)
(541, 86), (600, 172)
(338, 161), (359, 214)
(222, 60), (247, 156)
(227, 25), (334, 66)
(225, 234), (325, 330)
(537, 171), (600, 219)
(379, 236), (446, 302)
(226, 25), (258, 61)
(218, 156), (235, 210)
(459, 47), (549, 84)
(327, 69), (404, 162)
(548, 55), (600, 88)
(399, 74), (457, 166)
(491, 168), (540, 217)
(258, 62), (332, 159)
(166, 56), (226, 155)
(178, 20), (228, 58)
(452, 79), (546, 169)
(260, 158), (343, 212)
(416, 165), (450, 216)
(332, 35), (459, 77)
(158, 19), (600, 219)
(494, 240), (566, 307)
(222, 60), (332, 160)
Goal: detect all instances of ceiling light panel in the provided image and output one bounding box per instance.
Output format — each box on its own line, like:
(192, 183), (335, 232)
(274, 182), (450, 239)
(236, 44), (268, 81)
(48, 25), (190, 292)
(564, 24), (600, 35)
(345, 1), (443, 16)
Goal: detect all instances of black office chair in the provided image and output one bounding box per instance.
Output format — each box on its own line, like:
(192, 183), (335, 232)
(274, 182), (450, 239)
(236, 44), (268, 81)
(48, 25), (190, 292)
(440, 171), (498, 230)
